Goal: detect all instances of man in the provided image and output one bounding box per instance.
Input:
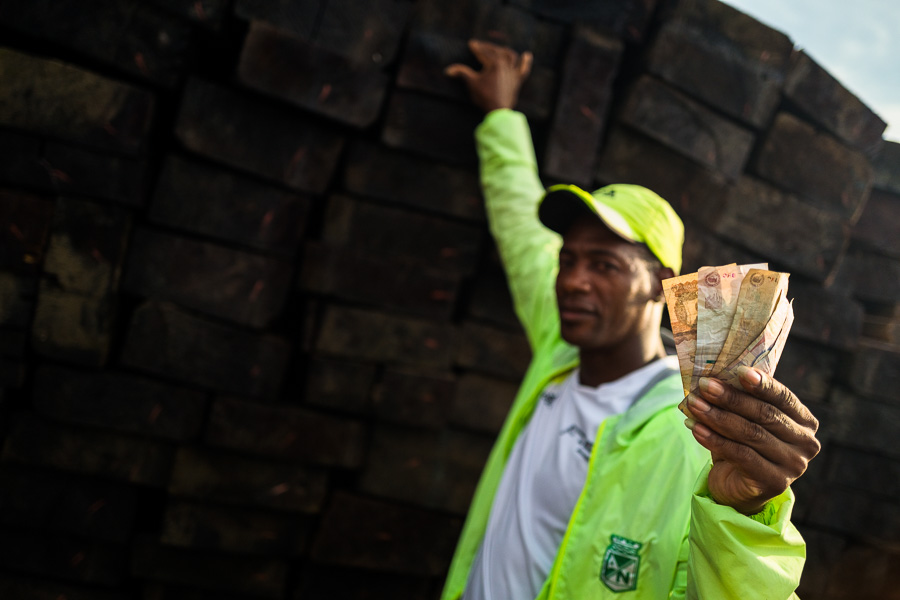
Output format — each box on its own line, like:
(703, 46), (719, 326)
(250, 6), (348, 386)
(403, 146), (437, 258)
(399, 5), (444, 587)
(440, 40), (821, 599)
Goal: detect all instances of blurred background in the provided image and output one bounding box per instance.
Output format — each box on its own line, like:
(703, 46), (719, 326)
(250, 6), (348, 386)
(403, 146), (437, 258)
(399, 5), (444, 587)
(1, 0), (898, 598)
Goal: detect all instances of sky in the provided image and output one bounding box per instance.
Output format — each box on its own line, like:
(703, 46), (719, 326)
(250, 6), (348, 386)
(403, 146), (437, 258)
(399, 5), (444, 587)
(720, 0), (900, 142)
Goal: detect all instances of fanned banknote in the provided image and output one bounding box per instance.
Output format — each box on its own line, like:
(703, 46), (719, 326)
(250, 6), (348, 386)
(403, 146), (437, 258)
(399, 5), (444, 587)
(663, 265), (794, 418)
(662, 272), (699, 396)
(691, 263), (767, 390)
(711, 269), (790, 375)
(717, 291), (794, 389)
(678, 287), (793, 415)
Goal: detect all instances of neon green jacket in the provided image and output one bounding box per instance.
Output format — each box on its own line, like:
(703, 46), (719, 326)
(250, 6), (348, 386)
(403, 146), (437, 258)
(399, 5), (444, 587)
(441, 109), (805, 600)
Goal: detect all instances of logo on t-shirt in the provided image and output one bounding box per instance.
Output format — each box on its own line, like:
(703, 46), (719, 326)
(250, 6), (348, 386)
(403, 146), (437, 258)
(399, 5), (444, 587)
(559, 424), (592, 461)
(539, 390), (559, 406)
(600, 535), (642, 592)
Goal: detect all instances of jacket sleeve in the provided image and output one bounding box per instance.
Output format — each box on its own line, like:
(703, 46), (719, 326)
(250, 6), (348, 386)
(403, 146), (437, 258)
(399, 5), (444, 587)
(475, 109), (563, 351)
(683, 467), (805, 599)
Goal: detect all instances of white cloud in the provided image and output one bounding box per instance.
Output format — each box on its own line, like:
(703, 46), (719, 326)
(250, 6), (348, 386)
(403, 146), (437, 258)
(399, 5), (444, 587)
(878, 103), (900, 142)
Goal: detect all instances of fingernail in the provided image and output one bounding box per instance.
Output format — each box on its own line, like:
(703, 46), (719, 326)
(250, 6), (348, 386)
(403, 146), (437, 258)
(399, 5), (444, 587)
(738, 366), (762, 386)
(700, 378), (724, 398)
(692, 422), (711, 439)
(689, 395), (711, 412)
(684, 417), (696, 430)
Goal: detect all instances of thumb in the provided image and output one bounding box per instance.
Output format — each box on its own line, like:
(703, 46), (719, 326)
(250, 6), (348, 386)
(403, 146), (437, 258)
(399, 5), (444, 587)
(519, 51), (533, 78)
(445, 63), (477, 80)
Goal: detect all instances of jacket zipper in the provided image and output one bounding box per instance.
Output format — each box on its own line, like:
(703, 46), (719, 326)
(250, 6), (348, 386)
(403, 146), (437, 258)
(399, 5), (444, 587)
(545, 418), (609, 599)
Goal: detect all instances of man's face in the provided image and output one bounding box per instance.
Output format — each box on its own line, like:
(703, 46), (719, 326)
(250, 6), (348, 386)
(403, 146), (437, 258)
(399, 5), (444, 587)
(555, 215), (662, 352)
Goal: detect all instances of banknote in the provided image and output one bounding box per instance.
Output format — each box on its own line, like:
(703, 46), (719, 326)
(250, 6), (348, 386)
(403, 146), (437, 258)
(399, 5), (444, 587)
(718, 291), (794, 389)
(691, 263), (767, 390)
(663, 272), (699, 397)
(711, 269), (790, 375)
(680, 289), (794, 416)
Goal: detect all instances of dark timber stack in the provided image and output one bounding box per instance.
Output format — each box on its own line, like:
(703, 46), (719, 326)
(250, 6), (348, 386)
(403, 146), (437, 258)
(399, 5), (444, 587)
(0, 0), (897, 598)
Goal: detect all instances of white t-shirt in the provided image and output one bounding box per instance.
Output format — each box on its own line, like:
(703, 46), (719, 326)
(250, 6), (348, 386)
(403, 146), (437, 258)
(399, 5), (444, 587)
(463, 355), (679, 600)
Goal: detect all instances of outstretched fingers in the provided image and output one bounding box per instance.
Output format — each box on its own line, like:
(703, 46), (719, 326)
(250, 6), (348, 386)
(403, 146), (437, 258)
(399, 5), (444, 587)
(467, 39), (493, 64)
(445, 39), (533, 113)
(517, 50), (534, 78)
(444, 63), (477, 80)
(466, 39), (532, 74)
(468, 39), (510, 65)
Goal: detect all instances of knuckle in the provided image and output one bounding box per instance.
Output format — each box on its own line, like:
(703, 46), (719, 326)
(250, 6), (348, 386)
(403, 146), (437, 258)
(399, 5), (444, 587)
(806, 434), (822, 458)
(785, 454), (808, 478)
(760, 470), (791, 496)
(710, 433), (731, 453)
(770, 474), (796, 498)
(720, 385), (742, 410)
(776, 386), (796, 409)
(757, 403), (782, 427)
(733, 441), (757, 464)
(761, 473), (783, 493)
(741, 420), (768, 445)
(764, 376), (794, 405)
(808, 414), (821, 433)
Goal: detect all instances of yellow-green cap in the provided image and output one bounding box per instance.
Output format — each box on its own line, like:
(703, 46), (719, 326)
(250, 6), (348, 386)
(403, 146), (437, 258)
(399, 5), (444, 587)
(538, 183), (684, 275)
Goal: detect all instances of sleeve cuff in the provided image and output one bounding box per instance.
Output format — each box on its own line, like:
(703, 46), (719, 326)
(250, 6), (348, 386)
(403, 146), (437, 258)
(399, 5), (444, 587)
(692, 465), (795, 529)
(474, 110), (538, 171)
(479, 107), (521, 126)
(686, 465), (806, 598)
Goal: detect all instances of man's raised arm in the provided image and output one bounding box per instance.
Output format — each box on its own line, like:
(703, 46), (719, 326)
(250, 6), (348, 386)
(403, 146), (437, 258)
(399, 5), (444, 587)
(447, 41), (562, 348)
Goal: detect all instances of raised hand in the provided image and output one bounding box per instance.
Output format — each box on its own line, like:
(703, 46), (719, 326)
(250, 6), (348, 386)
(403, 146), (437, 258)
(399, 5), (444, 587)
(684, 366), (821, 515)
(445, 39), (533, 113)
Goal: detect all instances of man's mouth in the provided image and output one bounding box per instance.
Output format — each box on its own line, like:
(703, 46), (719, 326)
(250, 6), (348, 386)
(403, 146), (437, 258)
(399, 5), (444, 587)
(559, 304), (597, 322)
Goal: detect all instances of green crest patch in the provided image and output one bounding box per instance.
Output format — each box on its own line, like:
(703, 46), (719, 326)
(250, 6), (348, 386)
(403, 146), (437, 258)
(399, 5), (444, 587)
(600, 535), (642, 592)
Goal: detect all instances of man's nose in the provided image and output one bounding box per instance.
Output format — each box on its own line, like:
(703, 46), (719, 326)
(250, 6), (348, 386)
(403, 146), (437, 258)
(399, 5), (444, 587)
(559, 265), (591, 292)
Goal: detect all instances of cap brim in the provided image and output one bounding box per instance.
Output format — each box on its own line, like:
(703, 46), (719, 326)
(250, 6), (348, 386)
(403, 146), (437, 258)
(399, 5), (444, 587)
(539, 185), (639, 243)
